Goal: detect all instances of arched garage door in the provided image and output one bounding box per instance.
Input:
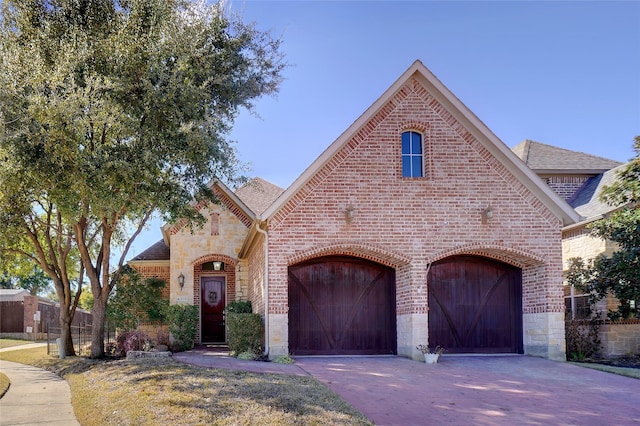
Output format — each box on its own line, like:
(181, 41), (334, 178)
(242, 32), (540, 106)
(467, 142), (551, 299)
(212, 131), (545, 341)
(427, 256), (523, 354)
(288, 256), (396, 355)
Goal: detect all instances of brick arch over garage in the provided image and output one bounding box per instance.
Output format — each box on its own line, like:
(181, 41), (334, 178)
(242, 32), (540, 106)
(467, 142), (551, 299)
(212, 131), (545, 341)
(427, 243), (545, 269)
(287, 242), (411, 269)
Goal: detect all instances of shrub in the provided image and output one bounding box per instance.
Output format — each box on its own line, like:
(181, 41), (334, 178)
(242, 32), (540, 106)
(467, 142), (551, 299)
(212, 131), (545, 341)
(115, 331), (151, 357)
(565, 312), (602, 361)
(272, 355), (295, 364)
(237, 351), (258, 360)
(107, 267), (168, 332)
(224, 300), (252, 314)
(226, 312), (263, 356)
(165, 304), (198, 351)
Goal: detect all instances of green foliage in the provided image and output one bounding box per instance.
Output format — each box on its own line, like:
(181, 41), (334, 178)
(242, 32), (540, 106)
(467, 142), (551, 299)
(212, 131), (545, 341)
(114, 331), (152, 357)
(224, 300), (252, 314)
(567, 137), (640, 319)
(226, 312), (264, 356)
(236, 351), (258, 360)
(165, 304), (198, 351)
(272, 355), (295, 364)
(565, 312), (602, 361)
(78, 289), (94, 310)
(107, 268), (168, 331)
(0, 263), (53, 296)
(0, 0), (284, 357)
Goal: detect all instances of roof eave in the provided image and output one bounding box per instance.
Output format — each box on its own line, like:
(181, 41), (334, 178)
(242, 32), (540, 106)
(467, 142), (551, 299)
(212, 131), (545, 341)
(534, 169), (613, 175)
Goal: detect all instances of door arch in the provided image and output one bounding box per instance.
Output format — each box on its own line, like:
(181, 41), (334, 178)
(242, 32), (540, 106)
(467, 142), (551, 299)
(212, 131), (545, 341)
(427, 256), (523, 353)
(288, 256), (396, 355)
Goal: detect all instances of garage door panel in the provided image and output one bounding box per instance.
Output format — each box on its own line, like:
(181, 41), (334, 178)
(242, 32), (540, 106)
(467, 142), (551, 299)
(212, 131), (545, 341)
(428, 256), (523, 354)
(289, 257), (396, 355)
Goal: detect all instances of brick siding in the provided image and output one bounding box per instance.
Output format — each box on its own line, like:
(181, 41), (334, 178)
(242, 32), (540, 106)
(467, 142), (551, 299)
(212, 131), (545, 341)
(260, 76), (566, 358)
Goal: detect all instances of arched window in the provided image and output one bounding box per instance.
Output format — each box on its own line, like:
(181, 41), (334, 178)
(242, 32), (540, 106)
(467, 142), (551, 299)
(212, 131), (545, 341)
(401, 131), (423, 178)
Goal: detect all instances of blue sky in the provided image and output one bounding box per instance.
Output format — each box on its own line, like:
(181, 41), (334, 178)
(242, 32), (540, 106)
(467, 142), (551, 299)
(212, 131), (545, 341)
(127, 0), (640, 259)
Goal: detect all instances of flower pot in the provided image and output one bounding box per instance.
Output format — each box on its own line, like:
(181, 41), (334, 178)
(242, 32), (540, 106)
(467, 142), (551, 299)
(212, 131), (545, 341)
(424, 353), (440, 364)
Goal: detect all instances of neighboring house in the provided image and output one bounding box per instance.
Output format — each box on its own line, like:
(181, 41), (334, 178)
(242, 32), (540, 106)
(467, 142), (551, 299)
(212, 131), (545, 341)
(0, 289), (92, 338)
(512, 140), (629, 318)
(130, 60), (582, 361)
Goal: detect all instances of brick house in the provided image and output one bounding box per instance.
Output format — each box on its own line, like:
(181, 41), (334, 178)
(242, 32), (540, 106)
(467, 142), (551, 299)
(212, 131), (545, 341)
(130, 61), (582, 361)
(511, 140), (627, 317)
(514, 140), (640, 355)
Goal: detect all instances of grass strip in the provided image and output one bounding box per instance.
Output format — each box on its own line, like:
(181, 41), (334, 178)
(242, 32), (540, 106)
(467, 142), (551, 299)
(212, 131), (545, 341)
(0, 338), (37, 349)
(569, 362), (640, 380)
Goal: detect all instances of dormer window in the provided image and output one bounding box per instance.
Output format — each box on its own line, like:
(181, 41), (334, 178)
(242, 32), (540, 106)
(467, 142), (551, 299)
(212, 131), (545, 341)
(402, 131), (423, 178)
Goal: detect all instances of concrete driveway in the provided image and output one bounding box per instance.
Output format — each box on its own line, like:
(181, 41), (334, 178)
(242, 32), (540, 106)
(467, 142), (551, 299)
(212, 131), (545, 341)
(294, 355), (640, 426)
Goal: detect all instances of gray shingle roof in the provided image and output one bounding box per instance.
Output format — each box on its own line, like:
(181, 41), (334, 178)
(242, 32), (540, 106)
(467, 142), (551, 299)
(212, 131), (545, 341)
(130, 239), (170, 261)
(569, 163), (628, 219)
(234, 177), (284, 215)
(512, 140), (622, 173)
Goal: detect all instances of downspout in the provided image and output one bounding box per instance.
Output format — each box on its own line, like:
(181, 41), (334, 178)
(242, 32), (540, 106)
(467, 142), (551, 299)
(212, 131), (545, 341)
(255, 221), (269, 357)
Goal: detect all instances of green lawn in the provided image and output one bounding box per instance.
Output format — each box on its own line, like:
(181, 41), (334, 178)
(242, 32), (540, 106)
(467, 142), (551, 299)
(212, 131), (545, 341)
(0, 338), (37, 349)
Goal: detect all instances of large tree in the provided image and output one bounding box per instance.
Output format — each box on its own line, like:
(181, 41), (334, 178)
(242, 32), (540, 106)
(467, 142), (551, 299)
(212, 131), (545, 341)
(0, 0), (284, 357)
(567, 136), (640, 319)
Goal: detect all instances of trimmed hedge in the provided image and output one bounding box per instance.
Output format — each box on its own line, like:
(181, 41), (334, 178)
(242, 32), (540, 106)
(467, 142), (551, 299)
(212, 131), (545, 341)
(226, 312), (264, 356)
(225, 300), (252, 314)
(165, 304), (198, 351)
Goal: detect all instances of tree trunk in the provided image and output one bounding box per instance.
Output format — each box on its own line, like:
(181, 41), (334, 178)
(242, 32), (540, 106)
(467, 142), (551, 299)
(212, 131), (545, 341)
(90, 295), (107, 358)
(59, 305), (76, 357)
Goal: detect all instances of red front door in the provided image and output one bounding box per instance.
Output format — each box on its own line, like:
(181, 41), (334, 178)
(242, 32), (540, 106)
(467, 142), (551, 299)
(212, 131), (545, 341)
(201, 277), (226, 342)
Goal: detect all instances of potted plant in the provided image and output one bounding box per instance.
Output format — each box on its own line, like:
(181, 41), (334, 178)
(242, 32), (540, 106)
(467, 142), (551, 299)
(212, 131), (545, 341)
(416, 344), (446, 364)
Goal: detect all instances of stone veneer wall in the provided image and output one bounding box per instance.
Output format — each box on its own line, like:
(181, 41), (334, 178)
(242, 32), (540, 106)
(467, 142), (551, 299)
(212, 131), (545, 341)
(263, 76), (567, 360)
(600, 320), (640, 355)
(169, 205), (249, 306)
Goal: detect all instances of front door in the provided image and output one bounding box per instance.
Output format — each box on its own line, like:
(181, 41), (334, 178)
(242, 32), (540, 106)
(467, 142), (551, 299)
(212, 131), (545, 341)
(201, 277), (226, 342)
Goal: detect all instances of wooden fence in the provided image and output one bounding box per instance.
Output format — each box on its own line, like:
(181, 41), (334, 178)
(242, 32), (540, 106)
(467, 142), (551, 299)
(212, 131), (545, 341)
(0, 297), (92, 339)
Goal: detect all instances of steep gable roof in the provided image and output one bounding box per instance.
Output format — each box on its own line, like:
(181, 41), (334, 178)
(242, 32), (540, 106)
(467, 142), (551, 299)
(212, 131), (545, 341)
(161, 180), (256, 242)
(235, 177), (285, 215)
(262, 60), (580, 226)
(568, 163), (628, 220)
(512, 140), (622, 174)
(129, 239), (170, 262)
(131, 177), (281, 261)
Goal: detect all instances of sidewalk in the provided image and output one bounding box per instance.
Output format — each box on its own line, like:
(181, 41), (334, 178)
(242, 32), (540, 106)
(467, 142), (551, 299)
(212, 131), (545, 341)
(0, 344), (79, 426)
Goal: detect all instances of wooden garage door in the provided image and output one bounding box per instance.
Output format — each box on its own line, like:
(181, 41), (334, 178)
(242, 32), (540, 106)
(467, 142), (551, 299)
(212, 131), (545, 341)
(427, 256), (523, 354)
(288, 256), (396, 355)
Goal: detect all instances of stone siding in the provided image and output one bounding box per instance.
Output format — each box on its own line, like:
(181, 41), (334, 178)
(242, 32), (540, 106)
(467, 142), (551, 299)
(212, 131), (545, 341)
(600, 320), (640, 355)
(561, 227), (616, 270)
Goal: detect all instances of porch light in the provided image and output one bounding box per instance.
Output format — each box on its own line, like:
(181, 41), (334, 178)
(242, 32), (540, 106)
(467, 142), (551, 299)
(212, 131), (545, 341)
(178, 273), (185, 290)
(213, 261), (224, 271)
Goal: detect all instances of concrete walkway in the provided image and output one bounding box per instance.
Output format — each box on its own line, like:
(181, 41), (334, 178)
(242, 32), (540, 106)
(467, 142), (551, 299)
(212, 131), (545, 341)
(0, 344), (79, 426)
(176, 350), (640, 426)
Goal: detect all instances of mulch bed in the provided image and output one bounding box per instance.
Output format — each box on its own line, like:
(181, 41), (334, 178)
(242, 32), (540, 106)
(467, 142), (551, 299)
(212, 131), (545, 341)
(584, 354), (640, 369)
